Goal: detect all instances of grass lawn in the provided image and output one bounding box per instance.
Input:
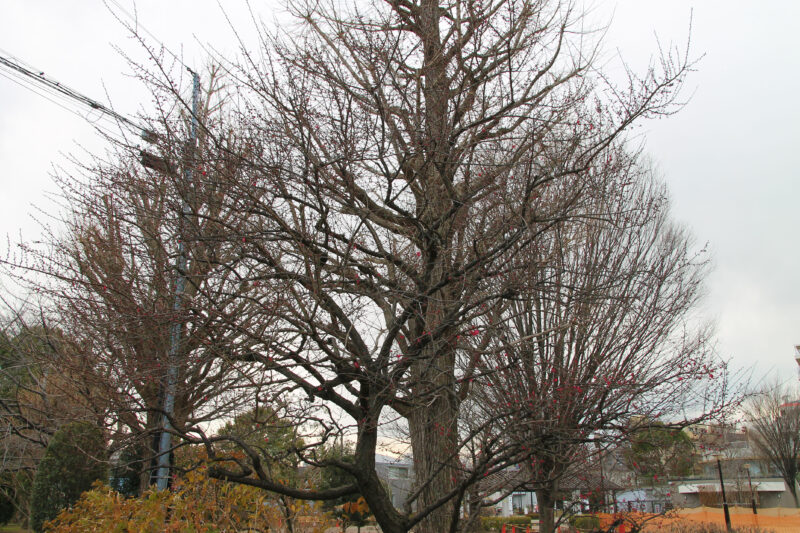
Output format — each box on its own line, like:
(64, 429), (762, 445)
(0, 525), (32, 533)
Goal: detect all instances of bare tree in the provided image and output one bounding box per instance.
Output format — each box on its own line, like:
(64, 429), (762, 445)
(8, 0), (699, 532)
(745, 382), (800, 507)
(118, 1), (704, 533)
(2, 69), (277, 489)
(0, 315), (102, 444)
(465, 159), (732, 532)
(0, 313), (112, 525)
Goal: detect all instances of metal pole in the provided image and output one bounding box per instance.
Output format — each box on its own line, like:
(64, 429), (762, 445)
(717, 459), (732, 532)
(746, 468), (757, 515)
(599, 448), (605, 512)
(156, 71), (200, 491)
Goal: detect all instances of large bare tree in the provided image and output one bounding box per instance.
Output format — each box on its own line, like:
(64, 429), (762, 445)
(131, 1), (703, 533)
(7, 1), (703, 532)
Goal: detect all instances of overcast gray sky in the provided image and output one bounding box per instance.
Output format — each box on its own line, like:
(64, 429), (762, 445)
(1, 1), (798, 386)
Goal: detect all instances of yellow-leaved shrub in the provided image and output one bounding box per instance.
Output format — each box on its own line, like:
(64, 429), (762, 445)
(45, 463), (335, 533)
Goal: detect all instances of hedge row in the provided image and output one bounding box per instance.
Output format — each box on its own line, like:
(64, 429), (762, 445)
(481, 514), (599, 532)
(480, 515), (538, 531)
(568, 514), (601, 530)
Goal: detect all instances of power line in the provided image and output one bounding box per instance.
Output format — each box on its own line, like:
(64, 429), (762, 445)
(0, 49), (112, 119)
(0, 51), (148, 137)
(0, 64), (124, 137)
(0, 69), (96, 121)
(0, 76), (126, 147)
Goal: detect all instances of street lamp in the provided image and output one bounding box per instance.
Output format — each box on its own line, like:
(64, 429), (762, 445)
(716, 457), (732, 533)
(742, 464), (757, 515)
(795, 346), (800, 380)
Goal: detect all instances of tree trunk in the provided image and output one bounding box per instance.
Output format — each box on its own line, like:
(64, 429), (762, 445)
(408, 398), (459, 533)
(536, 484), (556, 533)
(405, 2), (465, 528)
(789, 479), (800, 508)
(355, 422), (407, 533)
(142, 412), (162, 490)
(461, 487), (484, 533)
(408, 344), (459, 533)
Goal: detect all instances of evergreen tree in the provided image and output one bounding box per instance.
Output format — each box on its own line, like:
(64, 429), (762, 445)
(29, 421), (107, 532)
(0, 490), (14, 525)
(109, 445), (143, 497)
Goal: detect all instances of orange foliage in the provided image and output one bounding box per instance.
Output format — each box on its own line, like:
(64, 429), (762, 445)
(44, 465), (335, 533)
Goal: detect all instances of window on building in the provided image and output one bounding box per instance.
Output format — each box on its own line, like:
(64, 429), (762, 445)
(388, 466), (409, 480)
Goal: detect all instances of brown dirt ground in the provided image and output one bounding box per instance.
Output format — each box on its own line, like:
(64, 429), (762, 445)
(595, 507), (800, 533)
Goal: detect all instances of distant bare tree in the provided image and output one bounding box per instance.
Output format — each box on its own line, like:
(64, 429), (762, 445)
(0, 316), (102, 445)
(0, 316), (103, 525)
(745, 382), (800, 507)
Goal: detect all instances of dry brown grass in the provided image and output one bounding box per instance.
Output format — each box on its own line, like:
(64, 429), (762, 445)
(593, 507), (797, 533)
(644, 523), (774, 533)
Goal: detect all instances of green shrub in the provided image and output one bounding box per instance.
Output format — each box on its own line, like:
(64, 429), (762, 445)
(29, 421), (107, 532)
(0, 469), (35, 527)
(480, 515), (536, 531)
(0, 490), (14, 525)
(569, 514), (600, 530)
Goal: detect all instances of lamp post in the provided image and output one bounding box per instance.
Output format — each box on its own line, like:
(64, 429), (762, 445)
(716, 458), (732, 532)
(795, 346), (800, 380)
(742, 464), (757, 515)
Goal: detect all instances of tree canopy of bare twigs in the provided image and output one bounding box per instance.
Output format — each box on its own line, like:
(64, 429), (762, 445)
(2, 69), (278, 489)
(467, 161), (730, 532)
(132, 1), (718, 533)
(745, 382), (800, 507)
(2, 1), (737, 532)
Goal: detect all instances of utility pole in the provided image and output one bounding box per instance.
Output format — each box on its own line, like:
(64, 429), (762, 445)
(743, 464), (757, 515)
(0, 49), (200, 492)
(717, 458), (732, 532)
(155, 70), (200, 491)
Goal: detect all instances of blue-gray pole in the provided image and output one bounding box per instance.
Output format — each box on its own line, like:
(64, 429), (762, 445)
(156, 71), (200, 491)
(717, 458), (732, 532)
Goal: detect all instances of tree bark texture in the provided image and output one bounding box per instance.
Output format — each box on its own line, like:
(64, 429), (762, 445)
(408, 347), (460, 533)
(536, 484), (556, 533)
